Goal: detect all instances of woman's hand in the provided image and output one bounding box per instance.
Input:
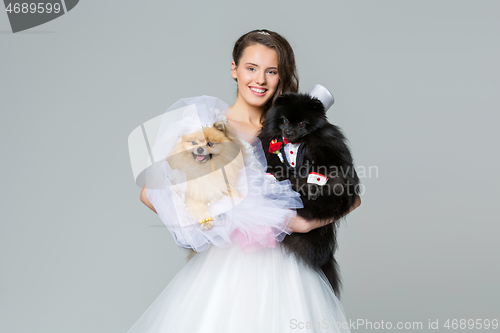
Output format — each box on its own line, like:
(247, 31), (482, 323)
(288, 215), (320, 233)
(140, 185), (158, 214)
(289, 195), (361, 233)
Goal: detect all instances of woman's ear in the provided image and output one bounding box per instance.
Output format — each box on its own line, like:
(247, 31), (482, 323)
(231, 61), (237, 80)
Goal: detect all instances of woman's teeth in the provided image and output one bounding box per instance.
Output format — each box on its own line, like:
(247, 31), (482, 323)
(249, 87), (267, 95)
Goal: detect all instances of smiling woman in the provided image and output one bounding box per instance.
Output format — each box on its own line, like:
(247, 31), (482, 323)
(129, 29), (356, 333)
(229, 30), (299, 123)
(231, 44), (280, 103)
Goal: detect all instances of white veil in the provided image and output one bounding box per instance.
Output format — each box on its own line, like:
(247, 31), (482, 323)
(129, 95), (303, 252)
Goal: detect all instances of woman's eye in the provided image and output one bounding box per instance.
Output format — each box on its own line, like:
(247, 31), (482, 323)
(268, 70), (278, 75)
(248, 67), (256, 72)
(207, 142), (214, 147)
(283, 118), (289, 125)
(191, 141), (197, 145)
(298, 122), (305, 128)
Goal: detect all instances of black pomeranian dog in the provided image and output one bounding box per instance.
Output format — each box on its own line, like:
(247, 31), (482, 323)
(258, 92), (360, 298)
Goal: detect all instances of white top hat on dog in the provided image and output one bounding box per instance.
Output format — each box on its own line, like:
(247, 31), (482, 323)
(309, 84), (334, 111)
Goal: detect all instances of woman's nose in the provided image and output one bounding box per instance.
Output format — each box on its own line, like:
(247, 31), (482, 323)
(255, 72), (266, 85)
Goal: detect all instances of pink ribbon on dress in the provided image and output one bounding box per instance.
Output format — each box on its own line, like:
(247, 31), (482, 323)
(230, 227), (277, 253)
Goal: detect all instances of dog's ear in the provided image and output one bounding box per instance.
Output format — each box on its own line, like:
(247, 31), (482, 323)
(273, 93), (293, 106)
(309, 96), (326, 114)
(213, 122), (225, 132)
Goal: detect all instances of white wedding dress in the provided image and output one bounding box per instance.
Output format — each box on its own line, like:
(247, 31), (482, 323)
(126, 242), (351, 333)
(127, 96), (352, 333)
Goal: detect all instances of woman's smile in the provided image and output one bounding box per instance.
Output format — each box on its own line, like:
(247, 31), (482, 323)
(249, 86), (268, 96)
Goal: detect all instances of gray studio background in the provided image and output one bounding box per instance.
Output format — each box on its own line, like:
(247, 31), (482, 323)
(1, 1), (499, 332)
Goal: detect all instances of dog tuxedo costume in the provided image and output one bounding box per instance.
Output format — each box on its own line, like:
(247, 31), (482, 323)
(258, 87), (361, 297)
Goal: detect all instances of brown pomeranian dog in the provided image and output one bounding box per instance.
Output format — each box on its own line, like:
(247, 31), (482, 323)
(166, 121), (246, 248)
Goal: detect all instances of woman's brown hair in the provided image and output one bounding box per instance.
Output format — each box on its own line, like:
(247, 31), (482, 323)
(232, 29), (299, 123)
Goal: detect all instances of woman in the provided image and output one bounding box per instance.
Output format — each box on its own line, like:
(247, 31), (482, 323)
(131, 29), (360, 333)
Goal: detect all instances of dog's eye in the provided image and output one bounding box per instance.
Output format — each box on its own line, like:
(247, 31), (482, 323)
(283, 118), (289, 125)
(191, 141), (197, 145)
(298, 122), (305, 128)
(207, 142), (214, 147)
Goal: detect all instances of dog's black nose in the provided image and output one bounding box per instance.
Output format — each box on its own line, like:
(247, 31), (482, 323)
(197, 147), (204, 154)
(285, 131), (293, 137)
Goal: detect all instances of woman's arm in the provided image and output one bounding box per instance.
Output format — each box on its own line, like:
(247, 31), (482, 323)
(141, 187), (361, 229)
(289, 195), (361, 233)
(140, 185), (158, 214)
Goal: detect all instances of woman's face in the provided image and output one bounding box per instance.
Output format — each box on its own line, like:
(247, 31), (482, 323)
(231, 44), (280, 108)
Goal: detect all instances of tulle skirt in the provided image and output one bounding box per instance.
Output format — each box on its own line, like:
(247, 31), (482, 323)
(126, 242), (352, 333)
